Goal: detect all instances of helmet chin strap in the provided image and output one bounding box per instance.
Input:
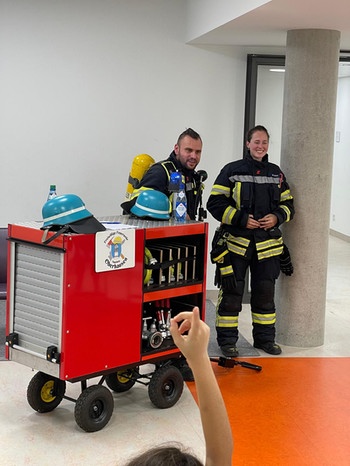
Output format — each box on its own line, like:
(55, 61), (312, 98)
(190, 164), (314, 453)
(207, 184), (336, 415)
(41, 225), (70, 245)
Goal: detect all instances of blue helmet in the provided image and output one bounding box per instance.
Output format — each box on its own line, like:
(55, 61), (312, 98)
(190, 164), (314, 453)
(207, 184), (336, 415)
(42, 194), (105, 234)
(130, 190), (170, 220)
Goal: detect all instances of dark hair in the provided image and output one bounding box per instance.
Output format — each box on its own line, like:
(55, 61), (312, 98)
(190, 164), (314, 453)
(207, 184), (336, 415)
(177, 128), (202, 145)
(246, 125), (270, 142)
(125, 444), (203, 466)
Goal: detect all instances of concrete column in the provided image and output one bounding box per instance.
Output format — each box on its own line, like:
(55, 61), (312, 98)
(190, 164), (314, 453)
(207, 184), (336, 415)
(276, 29), (340, 347)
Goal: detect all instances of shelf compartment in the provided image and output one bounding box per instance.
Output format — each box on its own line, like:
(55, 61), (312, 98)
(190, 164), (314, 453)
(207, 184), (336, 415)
(143, 283), (203, 302)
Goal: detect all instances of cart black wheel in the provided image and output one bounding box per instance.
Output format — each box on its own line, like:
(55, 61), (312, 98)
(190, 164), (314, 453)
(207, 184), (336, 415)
(105, 369), (137, 392)
(148, 365), (183, 409)
(74, 385), (114, 432)
(27, 372), (66, 413)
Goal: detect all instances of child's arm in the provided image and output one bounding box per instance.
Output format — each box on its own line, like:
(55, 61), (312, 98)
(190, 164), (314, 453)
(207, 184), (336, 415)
(170, 307), (233, 466)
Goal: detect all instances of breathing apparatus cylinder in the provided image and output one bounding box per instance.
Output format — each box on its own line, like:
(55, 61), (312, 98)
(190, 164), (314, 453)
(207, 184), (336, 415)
(124, 154), (155, 201)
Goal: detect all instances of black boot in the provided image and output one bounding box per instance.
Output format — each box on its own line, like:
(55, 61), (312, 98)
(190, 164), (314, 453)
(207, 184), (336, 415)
(254, 341), (282, 355)
(220, 345), (239, 358)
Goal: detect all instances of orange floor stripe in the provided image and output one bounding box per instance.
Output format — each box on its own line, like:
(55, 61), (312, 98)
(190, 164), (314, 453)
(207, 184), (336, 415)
(187, 358), (350, 466)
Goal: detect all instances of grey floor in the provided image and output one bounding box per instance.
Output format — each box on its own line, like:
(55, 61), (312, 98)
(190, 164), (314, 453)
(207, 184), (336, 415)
(0, 234), (349, 465)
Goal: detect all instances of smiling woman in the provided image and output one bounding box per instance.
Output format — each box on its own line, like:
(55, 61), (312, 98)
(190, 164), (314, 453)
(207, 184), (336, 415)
(206, 124), (295, 357)
(245, 126), (269, 161)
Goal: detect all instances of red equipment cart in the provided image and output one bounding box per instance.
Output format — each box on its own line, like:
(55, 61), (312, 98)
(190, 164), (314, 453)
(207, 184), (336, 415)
(5, 216), (208, 432)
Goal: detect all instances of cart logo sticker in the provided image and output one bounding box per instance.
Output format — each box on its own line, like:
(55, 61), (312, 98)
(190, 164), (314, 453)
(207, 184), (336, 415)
(95, 229), (135, 272)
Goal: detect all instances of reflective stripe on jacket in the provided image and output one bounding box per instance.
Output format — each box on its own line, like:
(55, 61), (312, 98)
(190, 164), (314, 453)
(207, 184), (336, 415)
(207, 153), (294, 260)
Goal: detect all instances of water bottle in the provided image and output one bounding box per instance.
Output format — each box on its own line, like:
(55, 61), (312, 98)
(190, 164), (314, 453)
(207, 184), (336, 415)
(47, 184), (57, 201)
(169, 171), (187, 222)
(169, 171), (181, 192)
(174, 182), (187, 222)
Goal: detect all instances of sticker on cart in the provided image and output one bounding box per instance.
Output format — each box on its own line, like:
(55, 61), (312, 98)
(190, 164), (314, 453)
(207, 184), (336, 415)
(95, 229), (135, 272)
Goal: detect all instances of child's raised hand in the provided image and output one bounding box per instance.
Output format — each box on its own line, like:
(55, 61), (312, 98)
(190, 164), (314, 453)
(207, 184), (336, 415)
(170, 306), (210, 364)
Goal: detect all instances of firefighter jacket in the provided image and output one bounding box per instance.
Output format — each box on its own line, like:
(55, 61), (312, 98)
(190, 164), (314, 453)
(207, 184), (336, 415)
(207, 153), (294, 261)
(121, 152), (201, 220)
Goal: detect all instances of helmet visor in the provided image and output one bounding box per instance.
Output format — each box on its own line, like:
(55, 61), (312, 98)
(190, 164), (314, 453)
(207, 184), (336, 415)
(68, 215), (106, 234)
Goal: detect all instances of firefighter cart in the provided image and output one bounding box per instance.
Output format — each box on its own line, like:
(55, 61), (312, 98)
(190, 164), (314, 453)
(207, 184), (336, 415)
(5, 216), (208, 432)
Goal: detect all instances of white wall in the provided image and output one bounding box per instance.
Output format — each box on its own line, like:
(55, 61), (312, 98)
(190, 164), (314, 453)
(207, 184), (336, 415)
(0, 0), (247, 223)
(331, 76), (350, 237)
(0, 0), (249, 289)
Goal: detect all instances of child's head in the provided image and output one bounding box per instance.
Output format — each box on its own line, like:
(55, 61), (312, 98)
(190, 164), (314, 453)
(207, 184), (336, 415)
(125, 443), (202, 465)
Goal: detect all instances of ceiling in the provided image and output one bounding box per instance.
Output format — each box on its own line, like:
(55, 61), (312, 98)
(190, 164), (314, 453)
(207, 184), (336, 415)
(189, 0), (350, 51)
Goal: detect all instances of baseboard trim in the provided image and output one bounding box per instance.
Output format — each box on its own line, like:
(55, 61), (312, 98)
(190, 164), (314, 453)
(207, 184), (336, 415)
(330, 229), (350, 243)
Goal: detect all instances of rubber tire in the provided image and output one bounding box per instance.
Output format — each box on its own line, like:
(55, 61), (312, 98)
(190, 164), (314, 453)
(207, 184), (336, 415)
(105, 369), (136, 393)
(148, 365), (183, 409)
(74, 385), (114, 432)
(27, 372), (66, 413)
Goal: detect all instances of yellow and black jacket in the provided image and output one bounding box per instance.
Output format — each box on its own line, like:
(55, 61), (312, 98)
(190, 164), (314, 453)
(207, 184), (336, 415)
(121, 152), (201, 220)
(207, 153), (294, 261)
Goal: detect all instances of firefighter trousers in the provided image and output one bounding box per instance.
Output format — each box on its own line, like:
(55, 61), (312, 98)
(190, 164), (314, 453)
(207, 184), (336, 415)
(215, 246), (280, 347)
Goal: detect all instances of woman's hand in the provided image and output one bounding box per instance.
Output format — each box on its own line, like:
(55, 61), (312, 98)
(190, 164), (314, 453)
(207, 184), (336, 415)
(246, 214), (260, 229)
(258, 213), (277, 230)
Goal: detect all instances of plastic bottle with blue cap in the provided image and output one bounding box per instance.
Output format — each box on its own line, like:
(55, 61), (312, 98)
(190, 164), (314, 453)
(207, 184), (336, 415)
(169, 172), (187, 222)
(47, 185), (57, 201)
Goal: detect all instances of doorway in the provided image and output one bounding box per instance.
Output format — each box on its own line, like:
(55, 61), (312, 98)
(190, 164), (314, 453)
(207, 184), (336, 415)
(242, 52), (350, 302)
